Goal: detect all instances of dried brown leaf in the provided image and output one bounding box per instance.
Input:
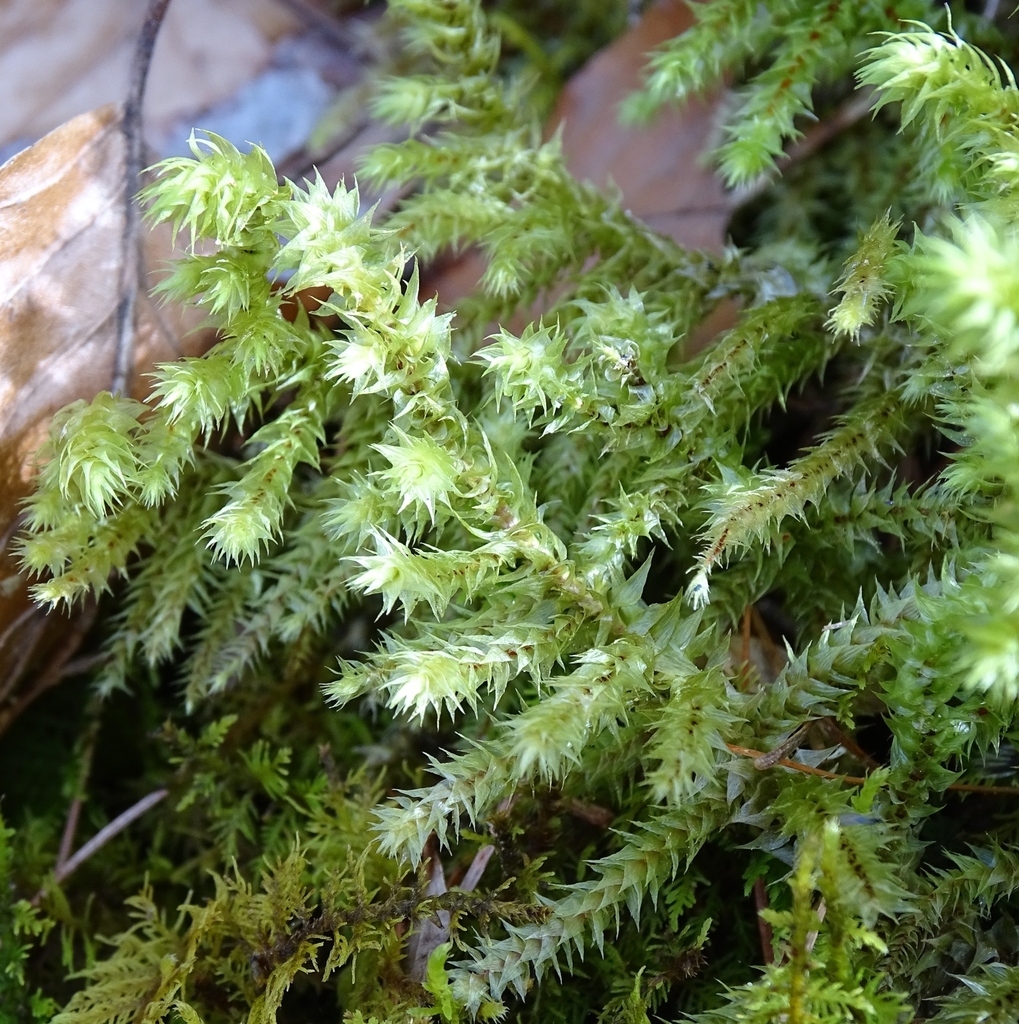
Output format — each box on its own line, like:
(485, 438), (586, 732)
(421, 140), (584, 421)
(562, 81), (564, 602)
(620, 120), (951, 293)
(0, 104), (214, 709)
(0, 105), (126, 706)
(0, 106), (126, 531)
(549, 0), (730, 252)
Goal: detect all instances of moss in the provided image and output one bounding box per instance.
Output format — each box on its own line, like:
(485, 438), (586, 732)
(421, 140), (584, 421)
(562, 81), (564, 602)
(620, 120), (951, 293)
(7, 2), (1019, 1022)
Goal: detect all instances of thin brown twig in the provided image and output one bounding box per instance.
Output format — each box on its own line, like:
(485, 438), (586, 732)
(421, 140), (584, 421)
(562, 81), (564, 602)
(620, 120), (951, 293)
(0, 611), (46, 706)
(57, 790), (168, 884)
(0, 510), (27, 559)
(749, 605), (786, 680)
(57, 652), (111, 680)
(56, 797), (83, 872)
(112, 0), (174, 396)
(753, 877), (774, 965)
(564, 798), (615, 829)
(752, 724), (810, 770)
(816, 717), (882, 771)
(783, 90), (877, 168)
(225, 657), (318, 752)
(56, 698), (103, 871)
(657, 88), (878, 221)
(739, 605), (752, 689)
(729, 89), (877, 209)
(33, 789), (169, 905)
(946, 781), (1019, 796)
(275, 111), (370, 184)
(727, 743), (1019, 797)
(0, 605), (35, 656)
(0, 602), (97, 739)
(727, 743), (868, 784)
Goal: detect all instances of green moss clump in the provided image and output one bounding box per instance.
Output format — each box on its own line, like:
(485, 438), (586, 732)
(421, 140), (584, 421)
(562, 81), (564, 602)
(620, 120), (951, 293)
(7, 2), (1019, 1022)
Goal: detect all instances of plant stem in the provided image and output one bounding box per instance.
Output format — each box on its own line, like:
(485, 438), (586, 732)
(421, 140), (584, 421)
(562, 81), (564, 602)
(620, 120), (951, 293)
(32, 789), (169, 905)
(113, 0), (174, 396)
(753, 877), (774, 965)
(727, 743), (1019, 796)
(0, 603), (97, 739)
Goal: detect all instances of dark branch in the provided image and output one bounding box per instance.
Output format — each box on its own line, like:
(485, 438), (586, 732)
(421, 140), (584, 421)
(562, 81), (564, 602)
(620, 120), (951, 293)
(56, 697), (103, 871)
(0, 602), (97, 739)
(33, 789), (169, 905)
(753, 877), (774, 965)
(112, 0), (174, 396)
(727, 89), (878, 212)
